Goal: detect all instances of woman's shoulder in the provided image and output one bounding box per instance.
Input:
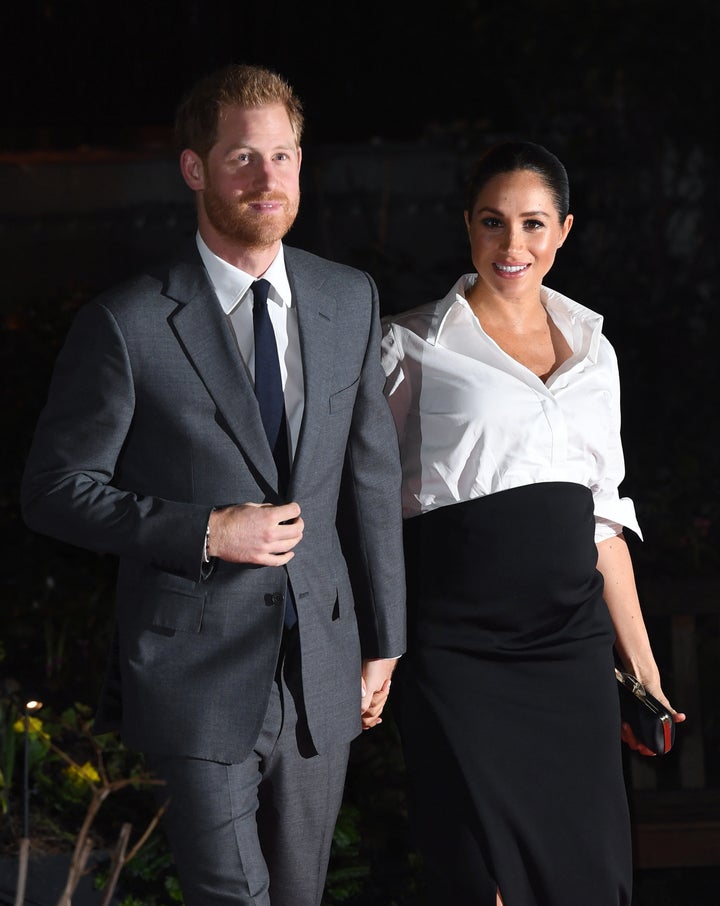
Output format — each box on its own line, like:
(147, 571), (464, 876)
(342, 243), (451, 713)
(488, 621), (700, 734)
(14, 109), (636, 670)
(382, 275), (470, 337)
(541, 284), (602, 321)
(382, 299), (442, 330)
(542, 285), (621, 368)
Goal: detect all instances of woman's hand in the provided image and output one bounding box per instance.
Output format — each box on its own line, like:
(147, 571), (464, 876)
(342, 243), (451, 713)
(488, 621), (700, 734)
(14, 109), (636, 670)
(621, 697), (686, 757)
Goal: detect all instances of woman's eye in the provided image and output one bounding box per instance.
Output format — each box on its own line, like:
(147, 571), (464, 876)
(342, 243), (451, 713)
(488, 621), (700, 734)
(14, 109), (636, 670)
(480, 217), (503, 229)
(524, 219), (545, 230)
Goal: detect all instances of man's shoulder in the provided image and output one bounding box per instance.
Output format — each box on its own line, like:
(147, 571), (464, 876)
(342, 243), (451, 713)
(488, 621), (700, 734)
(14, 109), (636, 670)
(283, 245), (369, 282)
(94, 268), (165, 303)
(92, 245), (205, 312)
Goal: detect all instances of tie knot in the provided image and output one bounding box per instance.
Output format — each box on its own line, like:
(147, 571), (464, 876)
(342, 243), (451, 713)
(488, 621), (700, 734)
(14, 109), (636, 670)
(253, 279), (271, 307)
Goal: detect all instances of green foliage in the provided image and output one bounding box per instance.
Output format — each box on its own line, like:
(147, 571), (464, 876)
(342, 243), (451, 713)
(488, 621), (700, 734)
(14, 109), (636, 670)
(21, 704), (101, 814)
(323, 716), (426, 905)
(0, 698), (17, 816)
(0, 698), (182, 902)
(95, 833), (183, 905)
(325, 803), (369, 902)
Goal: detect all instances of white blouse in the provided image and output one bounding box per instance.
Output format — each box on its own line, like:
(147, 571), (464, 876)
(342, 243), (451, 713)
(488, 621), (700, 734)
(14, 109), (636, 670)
(381, 275), (642, 543)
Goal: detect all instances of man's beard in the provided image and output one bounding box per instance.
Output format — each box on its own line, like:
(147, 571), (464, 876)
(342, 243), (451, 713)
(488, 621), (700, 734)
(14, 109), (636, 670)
(202, 185), (299, 247)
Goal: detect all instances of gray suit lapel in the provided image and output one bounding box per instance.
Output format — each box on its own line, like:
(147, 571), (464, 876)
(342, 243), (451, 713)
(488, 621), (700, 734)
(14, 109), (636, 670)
(289, 265), (337, 492)
(165, 258), (281, 490)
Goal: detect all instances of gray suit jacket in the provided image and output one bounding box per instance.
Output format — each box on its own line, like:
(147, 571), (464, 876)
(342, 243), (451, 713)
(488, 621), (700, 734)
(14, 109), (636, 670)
(21, 243), (406, 763)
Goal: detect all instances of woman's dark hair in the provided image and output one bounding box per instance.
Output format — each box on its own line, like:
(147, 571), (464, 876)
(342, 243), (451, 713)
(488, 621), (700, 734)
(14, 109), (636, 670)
(465, 141), (570, 223)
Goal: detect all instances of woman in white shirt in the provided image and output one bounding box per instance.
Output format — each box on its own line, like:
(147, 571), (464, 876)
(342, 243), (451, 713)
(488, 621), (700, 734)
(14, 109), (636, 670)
(381, 141), (685, 906)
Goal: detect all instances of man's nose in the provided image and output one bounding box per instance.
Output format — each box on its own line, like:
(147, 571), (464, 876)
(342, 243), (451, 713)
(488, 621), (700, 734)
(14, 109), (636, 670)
(253, 158), (276, 188)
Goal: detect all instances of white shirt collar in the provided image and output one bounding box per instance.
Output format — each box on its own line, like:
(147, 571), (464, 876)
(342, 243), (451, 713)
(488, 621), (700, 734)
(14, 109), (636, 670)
(430, 273), (604, 364)
(195, 232), (292, 314)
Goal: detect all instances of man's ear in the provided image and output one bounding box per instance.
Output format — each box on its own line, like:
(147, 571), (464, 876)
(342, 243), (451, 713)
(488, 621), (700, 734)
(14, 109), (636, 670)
(180, 149), (204, 191)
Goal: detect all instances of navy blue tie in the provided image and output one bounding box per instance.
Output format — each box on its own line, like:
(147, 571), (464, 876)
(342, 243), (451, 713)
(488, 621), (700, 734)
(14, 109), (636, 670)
(252, 279), (290, 492)
(252, 279), (296, 628)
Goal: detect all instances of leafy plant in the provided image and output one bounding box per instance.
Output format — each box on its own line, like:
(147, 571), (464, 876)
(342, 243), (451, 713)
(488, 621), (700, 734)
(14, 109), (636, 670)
(6, 701), (174, 905)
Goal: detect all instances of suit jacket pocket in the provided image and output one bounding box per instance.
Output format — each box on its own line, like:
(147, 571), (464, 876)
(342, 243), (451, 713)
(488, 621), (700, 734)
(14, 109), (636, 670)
(119, 566), (206, 634)
(142, 587), (205, 634)
(151, 591), (205, 632)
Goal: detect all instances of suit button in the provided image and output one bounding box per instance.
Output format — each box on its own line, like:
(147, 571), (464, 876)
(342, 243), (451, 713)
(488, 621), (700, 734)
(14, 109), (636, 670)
(271, 592), (284, 607)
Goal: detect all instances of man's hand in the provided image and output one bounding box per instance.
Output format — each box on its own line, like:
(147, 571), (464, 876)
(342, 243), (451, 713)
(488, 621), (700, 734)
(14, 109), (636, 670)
(361, 658), (398, 730)
(208, 502), (303, 564)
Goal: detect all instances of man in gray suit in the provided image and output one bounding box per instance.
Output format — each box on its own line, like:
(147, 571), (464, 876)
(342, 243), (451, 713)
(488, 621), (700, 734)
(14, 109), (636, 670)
(21, 63), (406, 906)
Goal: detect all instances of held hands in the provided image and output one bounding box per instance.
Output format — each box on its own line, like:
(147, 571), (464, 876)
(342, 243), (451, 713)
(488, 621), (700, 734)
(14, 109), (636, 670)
(361, 658), (398, 730)
(208, 502), (303, 565)
(208, 507), (396, 731)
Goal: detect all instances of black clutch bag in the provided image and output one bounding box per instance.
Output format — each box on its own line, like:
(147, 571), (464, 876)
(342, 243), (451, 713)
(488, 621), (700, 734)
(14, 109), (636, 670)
(615, 668), (675, 755)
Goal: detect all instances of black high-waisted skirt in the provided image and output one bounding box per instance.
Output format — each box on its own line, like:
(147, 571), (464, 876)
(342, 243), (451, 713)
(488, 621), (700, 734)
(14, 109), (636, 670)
(393, 482), (632, 906)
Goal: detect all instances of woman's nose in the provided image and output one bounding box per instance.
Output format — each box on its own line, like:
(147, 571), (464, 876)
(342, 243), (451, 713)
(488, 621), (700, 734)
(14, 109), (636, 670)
(500, 225), (523, 252)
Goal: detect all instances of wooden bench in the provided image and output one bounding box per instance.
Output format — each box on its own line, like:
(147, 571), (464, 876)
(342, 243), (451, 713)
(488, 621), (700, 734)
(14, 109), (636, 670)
(626, 576), (720, 868)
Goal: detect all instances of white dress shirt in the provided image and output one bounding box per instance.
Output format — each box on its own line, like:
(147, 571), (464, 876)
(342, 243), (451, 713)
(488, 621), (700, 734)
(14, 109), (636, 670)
(381, 274), (642, 543)
(196, 233), (304, 461)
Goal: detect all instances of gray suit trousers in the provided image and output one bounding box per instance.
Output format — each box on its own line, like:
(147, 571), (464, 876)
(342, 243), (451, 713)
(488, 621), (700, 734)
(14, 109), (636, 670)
(147, 628), (351, 906)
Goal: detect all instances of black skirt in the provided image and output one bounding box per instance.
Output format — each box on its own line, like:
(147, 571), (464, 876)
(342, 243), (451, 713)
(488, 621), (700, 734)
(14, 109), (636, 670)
(393, 482), (632, 906)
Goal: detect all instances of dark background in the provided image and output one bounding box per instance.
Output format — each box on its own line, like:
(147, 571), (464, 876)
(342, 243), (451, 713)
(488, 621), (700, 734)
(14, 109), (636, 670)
(3, 0), (716, 147)
(1, 1), (719, 900)
(3, 0), (719, 758)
